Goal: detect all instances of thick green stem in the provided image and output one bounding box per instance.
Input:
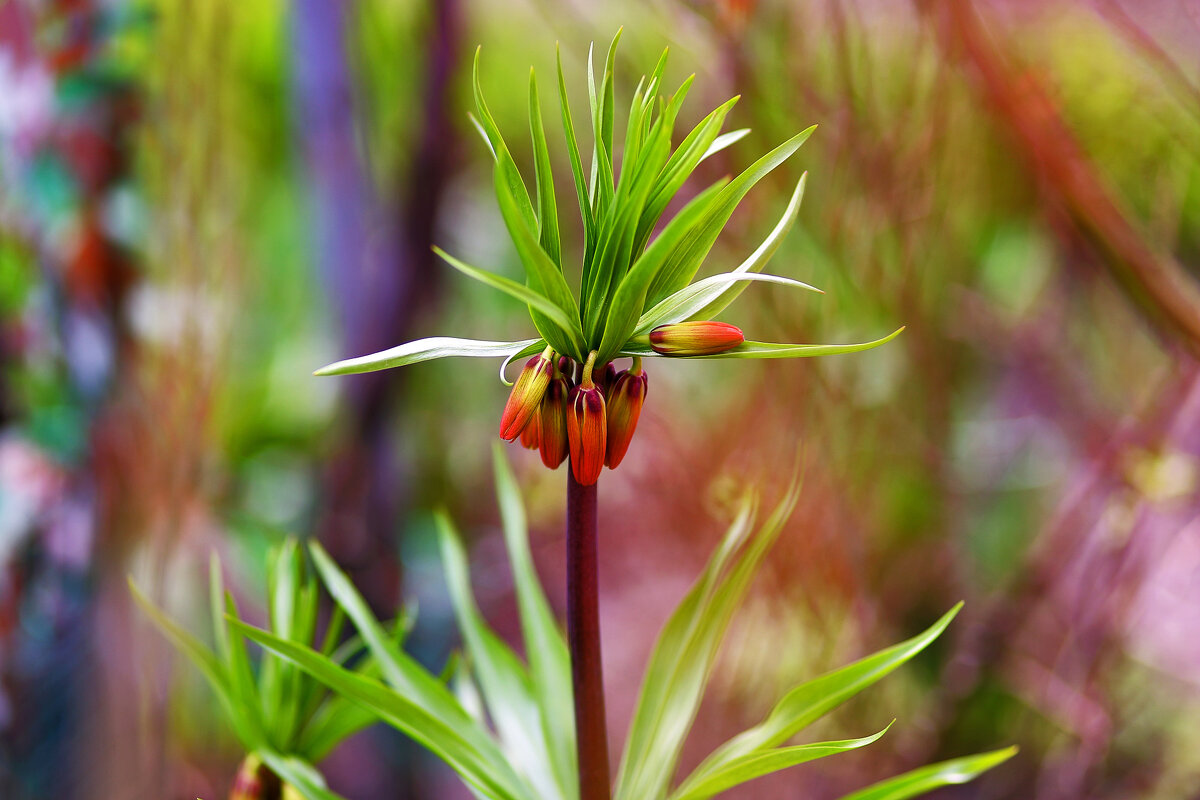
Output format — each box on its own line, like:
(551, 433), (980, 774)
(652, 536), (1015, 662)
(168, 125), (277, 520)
(567, 469), (611, 800)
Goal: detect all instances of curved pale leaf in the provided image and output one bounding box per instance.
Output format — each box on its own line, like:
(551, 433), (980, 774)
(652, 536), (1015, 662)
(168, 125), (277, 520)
(634, 271), (822, 335)
(700, 128), (750, 162)
(646, 125), (817, 305)
(670, 725), (892, 800)
(621, 328), (905, 360)
(835, 747), (1018, 800)
(686, 174), (808, 323)
(314, 337), (540, 377)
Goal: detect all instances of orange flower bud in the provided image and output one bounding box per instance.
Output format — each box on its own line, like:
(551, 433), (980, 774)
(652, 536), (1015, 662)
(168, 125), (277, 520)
(539, 376), (570, 469)
(567, 383), (606, 485)
(499, 349), (554, 441)
(604, 366), (648, 469)
(520, 408), (541, 450)
(649, 321), (744, 356)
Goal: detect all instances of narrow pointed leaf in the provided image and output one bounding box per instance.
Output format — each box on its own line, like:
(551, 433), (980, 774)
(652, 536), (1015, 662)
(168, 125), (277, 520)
(529, 71), (561, 267)
(436, 515), (564, 800)
(615, 478), (802, 800)
(492, 445), (577, 799)
(686, 174), (808, 323)
(700, 128), (751, 162)
(492, 163), (585, 359)
(129, 580), (261, 748)
(646, 125), (817, 305)
(670, 725), (892, 800)
(472, 48), (536, 233)
(556, 45), (594, 252)
(307, 544), (511, 769)
(597, 180), (728, 362)
(835, 747), (1018, 800)
(683, 603), (961, 787)
(434, 247), (582, 345)
(231, 620), (531, 800)
(315, 337), (541, 377)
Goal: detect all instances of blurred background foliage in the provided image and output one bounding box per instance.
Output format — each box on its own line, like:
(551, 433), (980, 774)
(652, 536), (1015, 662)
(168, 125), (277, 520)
(2, 0), (1200, 798)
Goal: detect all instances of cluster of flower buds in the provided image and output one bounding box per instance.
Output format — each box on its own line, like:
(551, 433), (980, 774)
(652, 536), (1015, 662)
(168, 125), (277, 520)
(499, 346), (651, 486)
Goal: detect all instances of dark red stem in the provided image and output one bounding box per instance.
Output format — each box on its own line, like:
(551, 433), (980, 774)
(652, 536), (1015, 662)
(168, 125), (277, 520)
(566, 470), (611, 800)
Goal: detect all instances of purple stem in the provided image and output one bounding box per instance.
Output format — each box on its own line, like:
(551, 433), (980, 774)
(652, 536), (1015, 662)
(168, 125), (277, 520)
(566, 470), (611, 800)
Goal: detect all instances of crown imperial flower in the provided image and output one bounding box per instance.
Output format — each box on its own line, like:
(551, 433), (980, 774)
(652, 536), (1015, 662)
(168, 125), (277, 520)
(314, 37), (904, 483)
(568, 353), (607, 485)
(539, 374), (570, 469)
(499, 347), (554, 441)
(604, 361), (648, 469)
(649, 321), (745, 356)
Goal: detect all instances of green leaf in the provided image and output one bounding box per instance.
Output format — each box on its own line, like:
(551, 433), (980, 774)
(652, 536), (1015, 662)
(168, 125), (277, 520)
(633, 272), (822, 336)
(129, 579), (261, 749)
(596, 179), (728, 363)
(835, 747), (1018, 800)
(682, 604), (961, 786)
(491, 445), (576, 800)
(529, 70), (561, 267)
(472, 48), (536, 234)
(621, 328), (905, 360)
(685, 174), (807, 323)
(433, 247), (583, 348)
(257, 750), (347, 800)
(556, 45), (594, 255)
(646, 125), (817, 306)
(314, 337), (541, 377)
(231, 619), (532, 800)
(700, 128), (750, 161)
(436, 514), (564, 800)
(670, 725), (892, 800)
(615, 477), (802, 800)
(298, 695), (380, 762)
(306, 543), (519, 780)
(492, 162), (585, 359)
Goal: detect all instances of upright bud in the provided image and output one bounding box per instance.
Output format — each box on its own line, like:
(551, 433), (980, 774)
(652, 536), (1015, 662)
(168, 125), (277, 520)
(499, 348), (554, 441)
(539, 375), (570, 469)
(567, 352), (606, 485)
(649, 321), (744, 356)
(605, 363), (648, 469)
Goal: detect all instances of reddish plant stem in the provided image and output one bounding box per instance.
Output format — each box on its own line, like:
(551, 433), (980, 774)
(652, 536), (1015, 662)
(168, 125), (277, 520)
(566, 470), (611, 800)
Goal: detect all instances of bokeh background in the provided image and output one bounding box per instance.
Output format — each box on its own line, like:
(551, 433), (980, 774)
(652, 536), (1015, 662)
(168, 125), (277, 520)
(3, 0), (1200, 798)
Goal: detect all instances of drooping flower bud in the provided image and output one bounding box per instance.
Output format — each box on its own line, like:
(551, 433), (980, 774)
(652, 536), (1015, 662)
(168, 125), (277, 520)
(567, 353), (606, 485)
(539, 375), (570, 469)
(605, 363), (648, 469)
(520, 408), (541, 450)
(499, 348), (554, 441)
(649, 321), (744, 356)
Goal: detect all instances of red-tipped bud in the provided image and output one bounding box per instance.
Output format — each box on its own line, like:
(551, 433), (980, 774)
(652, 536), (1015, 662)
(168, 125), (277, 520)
(649, 321), (744, 356)
(604, 367), (648, 469)
(539, 376), (570, 468)
(567, 383), (606, 485)
(499, 351), (554, 441)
